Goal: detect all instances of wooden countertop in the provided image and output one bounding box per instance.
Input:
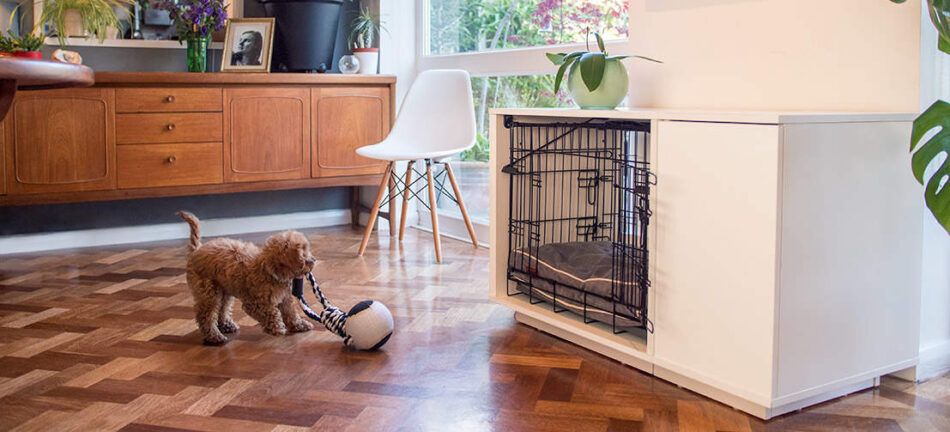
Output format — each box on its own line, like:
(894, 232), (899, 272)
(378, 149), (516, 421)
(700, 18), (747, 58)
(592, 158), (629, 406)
(93, 72), (396, 86)
(491, 107), (916, 125)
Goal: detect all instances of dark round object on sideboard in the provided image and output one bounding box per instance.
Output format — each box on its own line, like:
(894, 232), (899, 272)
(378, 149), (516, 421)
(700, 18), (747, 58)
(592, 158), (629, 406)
(259, 0), (343, 73)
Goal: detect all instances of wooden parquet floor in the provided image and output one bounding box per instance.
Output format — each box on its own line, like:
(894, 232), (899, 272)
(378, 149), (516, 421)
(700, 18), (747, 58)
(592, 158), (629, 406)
(1, 226), (948, 431)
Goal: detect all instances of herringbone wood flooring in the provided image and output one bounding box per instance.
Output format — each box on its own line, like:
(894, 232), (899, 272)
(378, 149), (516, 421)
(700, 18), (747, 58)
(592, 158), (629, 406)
(0, 226), (948, 431)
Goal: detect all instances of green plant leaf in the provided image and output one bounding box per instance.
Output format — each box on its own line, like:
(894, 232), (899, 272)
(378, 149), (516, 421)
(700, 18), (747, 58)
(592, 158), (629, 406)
(606, 55), (663, 63)
(594, 31), (606, 54)
(579, 52), (606, 92)
(553, 58), (573, 93)
(546, 53), (566, 64)
(910, 100), (950, 234)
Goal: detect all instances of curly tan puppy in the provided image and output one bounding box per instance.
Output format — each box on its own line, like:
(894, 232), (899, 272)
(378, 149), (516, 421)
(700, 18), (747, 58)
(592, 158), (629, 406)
(178, 211), (315, 345)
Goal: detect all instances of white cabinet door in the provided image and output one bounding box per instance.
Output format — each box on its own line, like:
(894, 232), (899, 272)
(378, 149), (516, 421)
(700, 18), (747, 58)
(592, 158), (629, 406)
(652, 120), (781, 406)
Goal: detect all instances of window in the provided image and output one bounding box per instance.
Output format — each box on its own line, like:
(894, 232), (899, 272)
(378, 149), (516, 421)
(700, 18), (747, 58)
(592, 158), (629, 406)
(414, 1), (630, 242)
(443, 74), (570, 222)
(427, 0), (629, 55)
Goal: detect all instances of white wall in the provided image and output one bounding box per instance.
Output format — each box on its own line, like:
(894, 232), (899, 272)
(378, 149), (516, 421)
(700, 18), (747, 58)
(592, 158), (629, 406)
(916, 0), (950, 381)
(626, 0), (921, 112)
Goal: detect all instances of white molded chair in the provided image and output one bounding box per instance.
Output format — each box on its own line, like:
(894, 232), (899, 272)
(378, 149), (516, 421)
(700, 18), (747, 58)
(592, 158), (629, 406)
(356, 69), (479, 262)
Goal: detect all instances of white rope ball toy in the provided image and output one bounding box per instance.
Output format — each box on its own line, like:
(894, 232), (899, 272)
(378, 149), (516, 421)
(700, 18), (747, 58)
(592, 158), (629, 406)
(292, 273), (394, 351)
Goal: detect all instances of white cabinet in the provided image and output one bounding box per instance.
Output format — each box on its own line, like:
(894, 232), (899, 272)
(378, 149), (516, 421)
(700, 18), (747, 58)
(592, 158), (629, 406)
(651, 119), (921, 417)
(489, 108), (921, 419)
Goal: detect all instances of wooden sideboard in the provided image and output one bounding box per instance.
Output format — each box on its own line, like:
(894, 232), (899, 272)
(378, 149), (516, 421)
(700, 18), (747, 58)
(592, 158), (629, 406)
(0, 73), (395, 221)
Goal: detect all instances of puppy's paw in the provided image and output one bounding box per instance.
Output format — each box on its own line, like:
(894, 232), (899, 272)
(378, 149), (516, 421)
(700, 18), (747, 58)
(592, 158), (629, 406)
(289, 318), (313, 333)
(218, 320), (239, 334)
(203, 332), (229, 346)
(262, 323), (287, 336)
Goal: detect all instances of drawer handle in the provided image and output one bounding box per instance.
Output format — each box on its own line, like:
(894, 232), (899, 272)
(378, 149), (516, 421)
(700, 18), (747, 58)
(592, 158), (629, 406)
(166, 156), (177, 164)
(166, 123), (175, 131)
(165, 95), (175, 103)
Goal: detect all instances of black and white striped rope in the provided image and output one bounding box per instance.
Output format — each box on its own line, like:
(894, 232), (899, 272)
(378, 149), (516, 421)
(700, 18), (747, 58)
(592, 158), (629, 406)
(292, 273), (352, 347)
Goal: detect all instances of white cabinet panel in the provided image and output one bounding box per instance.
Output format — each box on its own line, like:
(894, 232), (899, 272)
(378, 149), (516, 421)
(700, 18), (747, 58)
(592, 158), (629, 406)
(775, 122), (921, 402)
(653, 120), (781, 405)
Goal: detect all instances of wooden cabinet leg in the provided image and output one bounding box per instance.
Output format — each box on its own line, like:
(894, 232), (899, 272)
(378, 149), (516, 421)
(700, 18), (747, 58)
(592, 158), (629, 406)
(358, 162), (394, 256)
(426, 160), (442, 263)
(444, 162), (478, 247)
(399, 160), (414, 241)
(350, 186), (361, 228)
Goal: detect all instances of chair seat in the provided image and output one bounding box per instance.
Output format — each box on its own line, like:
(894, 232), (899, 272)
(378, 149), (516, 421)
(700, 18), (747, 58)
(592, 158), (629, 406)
(356, 140), (472, 161)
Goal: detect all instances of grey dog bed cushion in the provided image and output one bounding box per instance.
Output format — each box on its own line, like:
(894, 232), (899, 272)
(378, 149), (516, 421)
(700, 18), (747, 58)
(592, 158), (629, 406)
(510, 270), (642, 328)
(509, 241), (636, 300)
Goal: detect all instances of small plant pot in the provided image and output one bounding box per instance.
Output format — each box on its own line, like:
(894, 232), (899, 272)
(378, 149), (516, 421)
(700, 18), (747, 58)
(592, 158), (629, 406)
(566, 59), (629, 109)
(14, 51), (42, 60)
(65, 9), (89, 38)
(353, 48), (379, 75)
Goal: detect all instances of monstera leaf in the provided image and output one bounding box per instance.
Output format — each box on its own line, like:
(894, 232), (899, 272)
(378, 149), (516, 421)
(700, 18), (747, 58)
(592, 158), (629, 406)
(911, 100), (950, 234)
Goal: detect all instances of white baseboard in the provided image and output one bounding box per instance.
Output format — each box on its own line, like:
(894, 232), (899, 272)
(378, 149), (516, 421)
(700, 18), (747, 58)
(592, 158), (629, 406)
(0, 209), (351, 255)
(917, 340), (950, 381)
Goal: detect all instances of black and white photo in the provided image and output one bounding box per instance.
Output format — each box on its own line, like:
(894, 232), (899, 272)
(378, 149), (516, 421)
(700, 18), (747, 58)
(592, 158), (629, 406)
(221, 18), (274, 72)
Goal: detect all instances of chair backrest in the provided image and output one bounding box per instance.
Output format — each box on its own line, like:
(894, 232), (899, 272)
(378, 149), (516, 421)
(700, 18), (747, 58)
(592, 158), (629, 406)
(385, 69), (476, 154)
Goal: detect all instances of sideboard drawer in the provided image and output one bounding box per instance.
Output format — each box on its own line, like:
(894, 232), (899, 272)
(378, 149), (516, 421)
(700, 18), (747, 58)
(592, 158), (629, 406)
(117, 142), (223, 189)
(116, 88), (222, 113)
(116, 112), (223, 144)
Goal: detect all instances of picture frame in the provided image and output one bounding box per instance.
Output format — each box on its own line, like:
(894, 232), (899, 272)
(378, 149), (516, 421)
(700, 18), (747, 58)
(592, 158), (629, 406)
(221, 18), (275, 73)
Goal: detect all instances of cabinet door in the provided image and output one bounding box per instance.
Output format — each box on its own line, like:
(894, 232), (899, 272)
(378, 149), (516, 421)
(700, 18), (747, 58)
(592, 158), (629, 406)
(311, 86), (390, 178)
(652, 120), (781, 405)
(4, 88), (116, 194)
(224, 87), (310, 182)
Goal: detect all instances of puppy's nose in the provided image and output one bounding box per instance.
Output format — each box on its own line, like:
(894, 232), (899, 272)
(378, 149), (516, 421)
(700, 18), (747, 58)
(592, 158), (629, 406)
(305, 257), (316, 265)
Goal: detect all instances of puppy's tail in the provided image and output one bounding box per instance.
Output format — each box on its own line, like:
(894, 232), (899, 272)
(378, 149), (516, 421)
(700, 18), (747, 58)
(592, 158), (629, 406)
(177, 211), (202, 253)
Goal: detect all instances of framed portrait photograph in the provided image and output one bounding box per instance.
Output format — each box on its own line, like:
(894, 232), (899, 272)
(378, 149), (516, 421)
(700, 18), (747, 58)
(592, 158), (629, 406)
(221, 18), (275, 72)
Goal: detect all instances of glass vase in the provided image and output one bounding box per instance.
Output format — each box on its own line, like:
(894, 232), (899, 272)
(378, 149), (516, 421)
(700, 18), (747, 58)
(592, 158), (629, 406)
(186, 36), (210, 73)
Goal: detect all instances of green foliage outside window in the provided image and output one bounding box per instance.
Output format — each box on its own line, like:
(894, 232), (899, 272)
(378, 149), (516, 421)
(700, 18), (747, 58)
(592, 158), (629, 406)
(442, 0), (628, 162)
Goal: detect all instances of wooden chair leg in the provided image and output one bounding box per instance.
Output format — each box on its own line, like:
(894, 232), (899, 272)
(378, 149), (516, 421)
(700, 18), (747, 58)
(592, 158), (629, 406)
(444, 162), (478, 248)
(399, 160), (414, 241)
(358, 162), (394, 256)
(425, 160), (442, 263)
(388, 170), (397, 236)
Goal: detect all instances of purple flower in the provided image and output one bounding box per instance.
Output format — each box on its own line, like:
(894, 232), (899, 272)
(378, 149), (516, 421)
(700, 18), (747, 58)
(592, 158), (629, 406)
(157, 0), (227, 40)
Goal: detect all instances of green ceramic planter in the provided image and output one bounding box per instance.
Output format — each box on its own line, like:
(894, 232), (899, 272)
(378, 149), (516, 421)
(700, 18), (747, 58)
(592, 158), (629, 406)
(566, 59), (629, 109)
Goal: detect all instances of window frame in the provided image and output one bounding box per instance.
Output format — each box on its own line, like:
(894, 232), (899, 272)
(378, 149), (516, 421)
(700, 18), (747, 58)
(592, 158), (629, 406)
(410, 0), (632, 244)
(416, 0), (630, 76)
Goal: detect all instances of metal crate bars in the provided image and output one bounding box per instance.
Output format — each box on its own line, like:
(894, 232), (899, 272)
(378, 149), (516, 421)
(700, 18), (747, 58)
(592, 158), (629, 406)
(503, 116), (654, 334)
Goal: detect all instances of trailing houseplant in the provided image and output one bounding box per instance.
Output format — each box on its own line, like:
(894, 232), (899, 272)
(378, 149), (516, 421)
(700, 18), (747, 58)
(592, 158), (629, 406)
(156, 0), (228, 72)
(546, 29), (660, 109)
(890, 0), (950, 234)
(39, 0), (133, 46)
(349, 6), (385, 74)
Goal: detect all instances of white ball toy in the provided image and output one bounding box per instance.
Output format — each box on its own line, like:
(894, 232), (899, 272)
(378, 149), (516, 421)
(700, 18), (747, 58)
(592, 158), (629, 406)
(343, 300), (394, 350)
(293, 273), (394, 351)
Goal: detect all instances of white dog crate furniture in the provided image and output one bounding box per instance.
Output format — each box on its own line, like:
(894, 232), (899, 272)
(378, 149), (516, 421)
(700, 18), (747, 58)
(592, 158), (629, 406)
(488, 108), (922, 419)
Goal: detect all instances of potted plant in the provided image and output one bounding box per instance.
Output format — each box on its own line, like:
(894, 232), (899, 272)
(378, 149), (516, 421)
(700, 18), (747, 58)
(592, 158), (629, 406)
(9, 30), (46, 59)
(349, 6), (384, 74)
(156, 0), (228, 72)
(39, 0), (132, 46)
(546, 30), (660, 109)
(0, 33), (15, 56)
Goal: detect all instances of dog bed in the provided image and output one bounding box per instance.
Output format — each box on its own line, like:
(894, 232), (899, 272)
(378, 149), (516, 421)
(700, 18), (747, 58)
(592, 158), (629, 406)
(509, 241), (643, 328)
